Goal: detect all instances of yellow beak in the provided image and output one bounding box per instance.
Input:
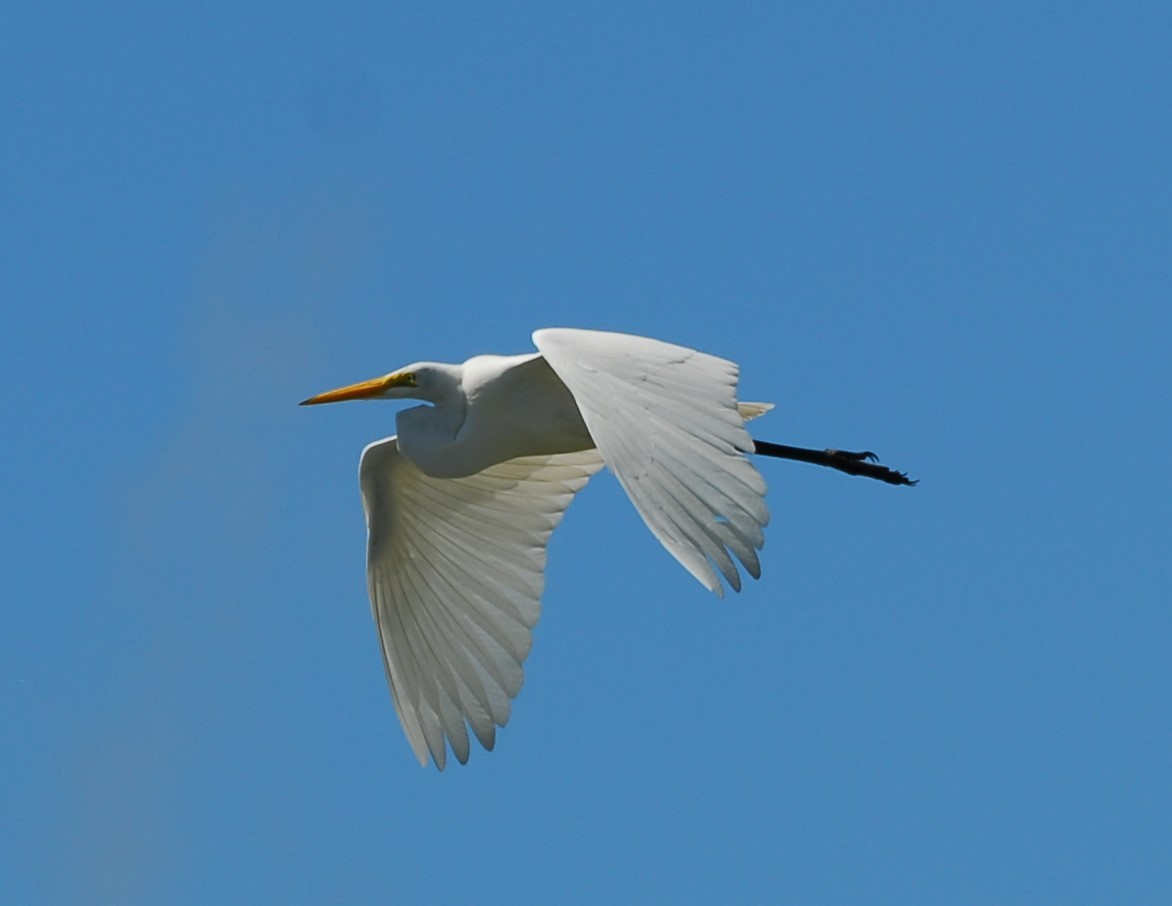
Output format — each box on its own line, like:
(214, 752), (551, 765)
(300, 374), (399, 406)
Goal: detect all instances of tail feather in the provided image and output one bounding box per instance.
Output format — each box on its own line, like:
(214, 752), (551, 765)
(737, 401), (773, 422)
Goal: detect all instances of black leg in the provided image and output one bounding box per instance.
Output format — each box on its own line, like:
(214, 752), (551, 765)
(752, 441), (917, 487)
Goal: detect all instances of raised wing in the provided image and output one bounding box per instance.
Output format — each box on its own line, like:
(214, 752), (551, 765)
(359, 437), (604, 769)
(533, 327), (769, 596)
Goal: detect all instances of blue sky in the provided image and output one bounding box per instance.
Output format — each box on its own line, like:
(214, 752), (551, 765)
(5, 3), (1171, 903)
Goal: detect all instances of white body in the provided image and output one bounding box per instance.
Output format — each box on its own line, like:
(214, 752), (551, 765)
(396, 353), (594, 477)
(311, 328), (773, 768)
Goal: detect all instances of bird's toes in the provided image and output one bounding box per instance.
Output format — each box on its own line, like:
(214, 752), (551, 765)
(834, 449), (879, 463)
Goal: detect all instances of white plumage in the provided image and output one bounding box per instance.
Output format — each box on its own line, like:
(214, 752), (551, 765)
(302, 328), (805, 768)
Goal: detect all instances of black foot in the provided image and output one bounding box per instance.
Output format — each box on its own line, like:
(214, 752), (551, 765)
(826, 449), (917, 486)
(832, 450), (879, 464)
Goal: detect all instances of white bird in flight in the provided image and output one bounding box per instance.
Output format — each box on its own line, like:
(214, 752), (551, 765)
(302, 328), (914, 768)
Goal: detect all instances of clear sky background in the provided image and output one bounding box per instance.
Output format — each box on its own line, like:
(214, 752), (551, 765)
(5, 3), (1171, 903)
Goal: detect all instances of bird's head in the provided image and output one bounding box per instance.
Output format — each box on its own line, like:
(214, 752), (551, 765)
(300, 363), (457, 406)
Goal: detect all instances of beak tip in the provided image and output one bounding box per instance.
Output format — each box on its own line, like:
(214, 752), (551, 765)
(297, 374), (393, 407)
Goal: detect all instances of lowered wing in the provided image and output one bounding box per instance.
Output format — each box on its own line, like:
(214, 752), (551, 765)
(359, 437), (604, 768)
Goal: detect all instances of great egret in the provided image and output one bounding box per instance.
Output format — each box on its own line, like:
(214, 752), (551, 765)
(301, 328), (914, 768)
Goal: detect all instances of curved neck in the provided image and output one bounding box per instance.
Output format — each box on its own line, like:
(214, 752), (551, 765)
(394, 364), (469, 477)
